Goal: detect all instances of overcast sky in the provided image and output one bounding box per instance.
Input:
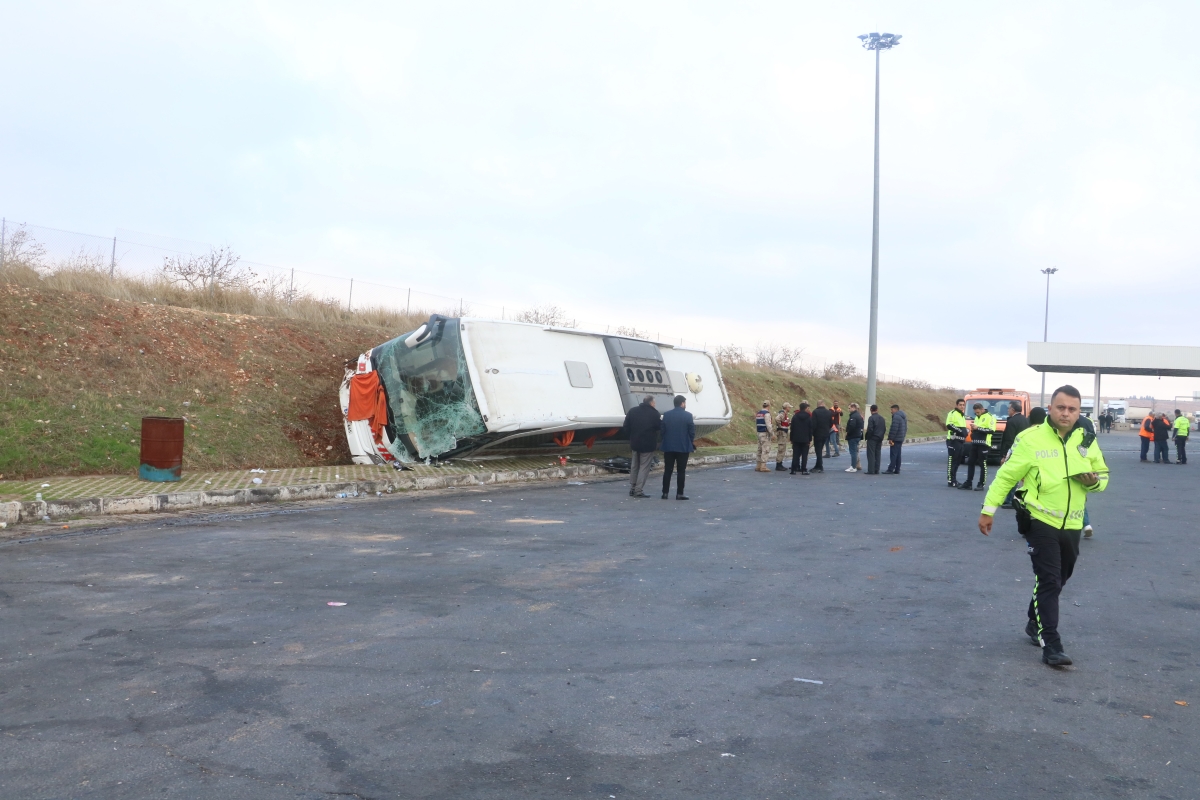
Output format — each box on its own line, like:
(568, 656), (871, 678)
(3, 1), (1198, 399)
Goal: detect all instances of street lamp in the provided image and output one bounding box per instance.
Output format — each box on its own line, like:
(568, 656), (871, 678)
(858, 31), (901, 408)
(1039, 267), (1058, 407)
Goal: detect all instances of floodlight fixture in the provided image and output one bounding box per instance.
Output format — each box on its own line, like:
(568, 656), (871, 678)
(860, 31), (901, 51)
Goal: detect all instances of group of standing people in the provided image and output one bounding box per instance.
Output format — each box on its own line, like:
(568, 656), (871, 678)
(622, 394), (696, 500)
(755, 400), (908, 476)
(1137, 410), (1190, 464)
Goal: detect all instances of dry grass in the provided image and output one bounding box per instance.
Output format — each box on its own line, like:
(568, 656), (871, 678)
(0, 261), (432, 331)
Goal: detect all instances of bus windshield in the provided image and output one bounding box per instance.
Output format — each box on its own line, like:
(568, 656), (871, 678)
(965, 399), (1018, 421)
(372, 318), (487, 461)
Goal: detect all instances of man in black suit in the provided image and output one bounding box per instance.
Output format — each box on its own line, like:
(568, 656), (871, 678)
(789, 402), (814, 475)
(864, 404), (886, 474)
(810, 400), (833, 474)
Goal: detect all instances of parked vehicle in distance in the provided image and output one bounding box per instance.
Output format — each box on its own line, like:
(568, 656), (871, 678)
(1103, 400), (1126, 423)
(1126, 404), (1153, 425)
(339, 315), (732, 465)
(963, 388), (1031, 464)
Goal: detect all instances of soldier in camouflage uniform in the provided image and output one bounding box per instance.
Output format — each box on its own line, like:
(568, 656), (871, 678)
(775, 402), (793, 471)
(755, 401), (774, 472)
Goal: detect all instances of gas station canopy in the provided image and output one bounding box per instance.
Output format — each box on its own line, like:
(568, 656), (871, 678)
(1028, 342), (1200, 378)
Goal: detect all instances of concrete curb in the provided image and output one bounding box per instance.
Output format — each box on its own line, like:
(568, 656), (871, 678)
(1, 451), (757, 527)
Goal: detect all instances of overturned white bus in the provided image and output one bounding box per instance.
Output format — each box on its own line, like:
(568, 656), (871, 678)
(339, 316), (732, 464)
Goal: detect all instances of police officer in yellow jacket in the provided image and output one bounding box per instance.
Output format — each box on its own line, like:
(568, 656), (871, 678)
(961, 403), (996, 491)
(978, 385), (1108, 667)
(945, 399), (969, 487)
(1173, 409), (1190, 465)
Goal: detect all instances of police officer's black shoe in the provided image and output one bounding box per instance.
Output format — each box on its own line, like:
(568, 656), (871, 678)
(958, 483), (974, 490)
(676, 494), (689, 500)
(1042, 645), (1072, 667)
(661, 492), (669, 500)
(974, 483), (985, 491)
(1025, 619), (1040, 646)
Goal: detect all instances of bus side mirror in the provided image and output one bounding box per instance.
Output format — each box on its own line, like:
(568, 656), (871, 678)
(404, 324), (430, 348)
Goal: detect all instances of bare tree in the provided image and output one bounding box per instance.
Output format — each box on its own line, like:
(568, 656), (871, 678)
(614, 325), (650, 339)
(515, 304), (574, 327)
(715, 344), (747, 367)
(1, 225), (47, 270)
(162, 246), (254, 293)
(822, 360), (862, 381)
(754, 343), (804, 372)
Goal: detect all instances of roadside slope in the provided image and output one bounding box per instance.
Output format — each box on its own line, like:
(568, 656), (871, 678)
(2, 282), (959, 480)
(1, 282), (390, 479)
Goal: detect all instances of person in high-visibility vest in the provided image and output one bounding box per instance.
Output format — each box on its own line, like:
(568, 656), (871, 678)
(1138, 414), (1154, 461)
(978, 384), (1109, 667)
(961, 403), (997, 491)
(1173, 409), (1190, 465)
(945, 398), (969, 487)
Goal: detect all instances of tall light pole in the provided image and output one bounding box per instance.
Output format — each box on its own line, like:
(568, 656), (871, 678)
(1039, 267), (1058, 407)
(858, 31), (901, 408)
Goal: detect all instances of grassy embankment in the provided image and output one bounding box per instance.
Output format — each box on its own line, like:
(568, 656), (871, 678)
(1, 266), (957, 480)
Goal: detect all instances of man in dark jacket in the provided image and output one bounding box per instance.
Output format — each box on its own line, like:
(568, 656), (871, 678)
(885, 403), (907, 474)
(843, 402), (864, 472)
(789, 402), (814, 475)
(623, 395), (661, 497)
(999, 401), (1029, 456)
(1152, 412), (1173, 463)
(660, 395), (695, 500)
(810, 401), (833, 473)
(865, 404), (886, 474)
(999, 400), (1029, 508)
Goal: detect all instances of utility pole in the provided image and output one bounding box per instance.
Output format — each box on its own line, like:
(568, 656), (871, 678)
(348, 279), (354, 311)
(1, 218), (5, 269)
(1039, 267), (1058, 406)
(109, 236), (116, 279)
(857, 31), (901, 408)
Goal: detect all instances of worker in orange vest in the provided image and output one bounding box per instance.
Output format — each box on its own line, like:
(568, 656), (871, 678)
(1138, 414), (1154, 462)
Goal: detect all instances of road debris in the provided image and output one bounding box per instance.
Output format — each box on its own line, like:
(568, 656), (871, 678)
(326, 601), (347, 607)
(794, 678), (823, 685)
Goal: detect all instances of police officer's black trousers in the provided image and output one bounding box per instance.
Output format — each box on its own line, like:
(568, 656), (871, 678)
(1177, 436), (1188, 464)
(964, 444), (988, 486)
(1025, 518), (1082, 649)
(946, 440), (965, 484)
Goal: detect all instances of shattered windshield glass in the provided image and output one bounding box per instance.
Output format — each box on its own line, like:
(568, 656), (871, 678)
(372, 319), (487, 461)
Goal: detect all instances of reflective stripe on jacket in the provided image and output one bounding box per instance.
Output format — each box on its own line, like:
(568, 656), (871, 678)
(982, 419), (1109, 530)
(946, 409), (967, 440)
(971, 412), (997, 447)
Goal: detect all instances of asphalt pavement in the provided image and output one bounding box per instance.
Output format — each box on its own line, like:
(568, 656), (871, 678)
(1, 433), (1196, 799)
